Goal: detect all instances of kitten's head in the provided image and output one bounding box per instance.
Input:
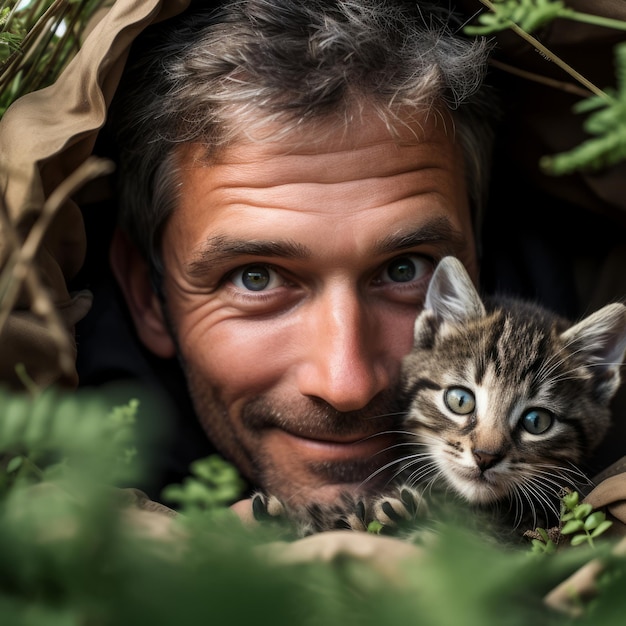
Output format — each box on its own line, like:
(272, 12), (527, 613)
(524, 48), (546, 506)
(401, 256), (626, 510)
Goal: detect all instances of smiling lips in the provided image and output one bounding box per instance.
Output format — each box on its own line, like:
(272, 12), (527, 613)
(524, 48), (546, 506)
(269, 427), (397, 462)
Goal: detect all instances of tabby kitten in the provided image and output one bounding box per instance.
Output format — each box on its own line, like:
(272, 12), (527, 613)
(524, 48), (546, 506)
(253, 256), (626, 536)
(392, 255), (626, 531)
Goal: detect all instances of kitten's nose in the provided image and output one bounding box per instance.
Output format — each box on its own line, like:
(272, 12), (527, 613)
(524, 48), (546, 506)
(473, 449), (502, 471)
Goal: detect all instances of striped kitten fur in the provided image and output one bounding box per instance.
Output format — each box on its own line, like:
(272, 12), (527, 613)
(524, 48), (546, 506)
(253, 257), (626, 536)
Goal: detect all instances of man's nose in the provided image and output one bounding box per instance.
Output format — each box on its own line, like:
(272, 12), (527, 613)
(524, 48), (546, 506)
(294, 289), (392, 412)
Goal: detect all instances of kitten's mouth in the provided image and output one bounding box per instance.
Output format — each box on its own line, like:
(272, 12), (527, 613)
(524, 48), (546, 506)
(447, 467), (508, 504)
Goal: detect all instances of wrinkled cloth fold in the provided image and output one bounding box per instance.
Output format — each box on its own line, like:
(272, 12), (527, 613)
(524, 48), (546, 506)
(0, 0), (191, 387)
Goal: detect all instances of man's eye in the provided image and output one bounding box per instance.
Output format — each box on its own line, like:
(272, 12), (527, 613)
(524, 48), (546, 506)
(380, 255), (429, 283)
(230, 265), (283, 291)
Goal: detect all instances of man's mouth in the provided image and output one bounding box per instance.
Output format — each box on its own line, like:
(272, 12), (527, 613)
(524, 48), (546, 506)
(267, 427), (398, 463)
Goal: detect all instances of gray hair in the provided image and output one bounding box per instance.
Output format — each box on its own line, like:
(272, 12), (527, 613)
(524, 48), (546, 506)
(108, 0), (496, 280)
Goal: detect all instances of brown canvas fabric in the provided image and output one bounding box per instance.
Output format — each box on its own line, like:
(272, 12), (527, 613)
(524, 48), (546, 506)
(0, 0), (191, 388)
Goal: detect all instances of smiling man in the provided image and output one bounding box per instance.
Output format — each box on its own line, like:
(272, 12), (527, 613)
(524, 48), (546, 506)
(102, 0), (494, 507)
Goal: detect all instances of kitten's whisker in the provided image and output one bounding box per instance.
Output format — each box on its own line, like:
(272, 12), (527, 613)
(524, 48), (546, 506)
(362, 411), (408, 422)
(523, 467), (576, 494)
(544, 352), (623, 383)
(396, 427), (443, 444)
(366, 441), (429, 460)
(515, 483), (541, 529)
(422, 472), (444, 498)
(535, 340), (572, 383)
(356, 429), (441, 445)
(406, 461), (439, 489)
(356, 429), (415, 441)
(535, 461), (590, 482)
(397, 457), (436, 480)
(522, 477), (560, 525)
(562, 461), (595, 485)
(404, 458), (438, 479)
(510, 487), (525, 529)
(536, 354), (565, 383)
(360, 450), (435, 488)
(359, 458), (409, 487)
(529, 463), (593, 492)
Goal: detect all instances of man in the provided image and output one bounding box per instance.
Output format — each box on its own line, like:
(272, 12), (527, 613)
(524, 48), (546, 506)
(99, 0), (494, 507)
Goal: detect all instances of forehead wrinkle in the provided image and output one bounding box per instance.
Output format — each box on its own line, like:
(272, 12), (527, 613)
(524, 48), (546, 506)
(187, 235), (311, 277)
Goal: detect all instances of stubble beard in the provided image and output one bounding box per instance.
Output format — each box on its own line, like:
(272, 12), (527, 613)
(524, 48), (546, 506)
(182, 364), (405, 506)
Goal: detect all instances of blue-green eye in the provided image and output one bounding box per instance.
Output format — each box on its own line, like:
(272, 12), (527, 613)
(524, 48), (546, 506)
(382, 255), (428, 283)
(444, 387), (475, 415)
(521, 409), (554, 435)
(231, 265), (281, 292)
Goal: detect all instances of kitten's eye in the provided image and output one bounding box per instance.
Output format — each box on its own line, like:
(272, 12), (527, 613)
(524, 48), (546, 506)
(521, 409), (554, 435)
(444, 387), (475, 415)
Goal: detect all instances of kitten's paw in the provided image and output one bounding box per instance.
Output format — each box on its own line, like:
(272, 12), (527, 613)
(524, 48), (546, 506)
(370, 486), (427, 529)
(251, 491), (287, 522)
(250, 486), (428, 537)
(251, 491), (320, 537)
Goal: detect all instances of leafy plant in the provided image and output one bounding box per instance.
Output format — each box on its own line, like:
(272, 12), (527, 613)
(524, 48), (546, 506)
(0, 386), (608, 626)
(559, 491), (614, 549)
(464, 0), (626, 36)
(162, 454), (246, 513)
(529, 490), (613, 554)
(0, 387), (140, 487)
(540, 42), (626, 175)
(0, 0), (108, 116)
(465, 0), (626, 175)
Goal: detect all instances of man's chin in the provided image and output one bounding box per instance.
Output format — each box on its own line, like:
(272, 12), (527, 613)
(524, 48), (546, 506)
(275, 482), (367, 508)
(260, 472), (388, 507)
(255, 428), (399, 507)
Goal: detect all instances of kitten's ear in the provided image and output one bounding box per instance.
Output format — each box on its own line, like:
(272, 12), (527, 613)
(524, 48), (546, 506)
(413, 256), (485, 344)
(560, 302), (626, 404)
(424, 256), (485, 322)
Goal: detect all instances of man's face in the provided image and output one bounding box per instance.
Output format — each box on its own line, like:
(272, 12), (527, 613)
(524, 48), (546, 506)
(152, 110), (476, 506)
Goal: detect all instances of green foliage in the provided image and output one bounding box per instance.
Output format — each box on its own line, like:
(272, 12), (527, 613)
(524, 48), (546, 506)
(464, 0), (566, 36)
(530, 490), (613, 554)
(0, 0), (108, 117)
(465, 1), (626, 175)
(465, 0), (626, 36)
(559, 492), (613, 549)
(0, 387), (139, 485)
(162, 454), (246, 514)
(529, 527), (558, 555)
(0, 7), (24, 61)
(540, 43), (626, 175)
(0, 386), (623, 625)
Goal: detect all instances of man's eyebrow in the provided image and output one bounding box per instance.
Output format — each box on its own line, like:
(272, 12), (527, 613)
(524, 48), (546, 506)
(188, 216), (464, 276)
(188, 235), (311, 275)
(375, 216), (464, 254)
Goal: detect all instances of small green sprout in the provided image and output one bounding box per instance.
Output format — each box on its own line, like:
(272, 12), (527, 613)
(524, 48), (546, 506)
(529, 527), (557, 555)
(530, 490), (613, 553)
(560, 491), (613, 549)
(367, 520), (384, 534)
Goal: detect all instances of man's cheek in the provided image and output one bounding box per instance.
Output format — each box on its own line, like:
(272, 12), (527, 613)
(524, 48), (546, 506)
(182, 322), (294, 396)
